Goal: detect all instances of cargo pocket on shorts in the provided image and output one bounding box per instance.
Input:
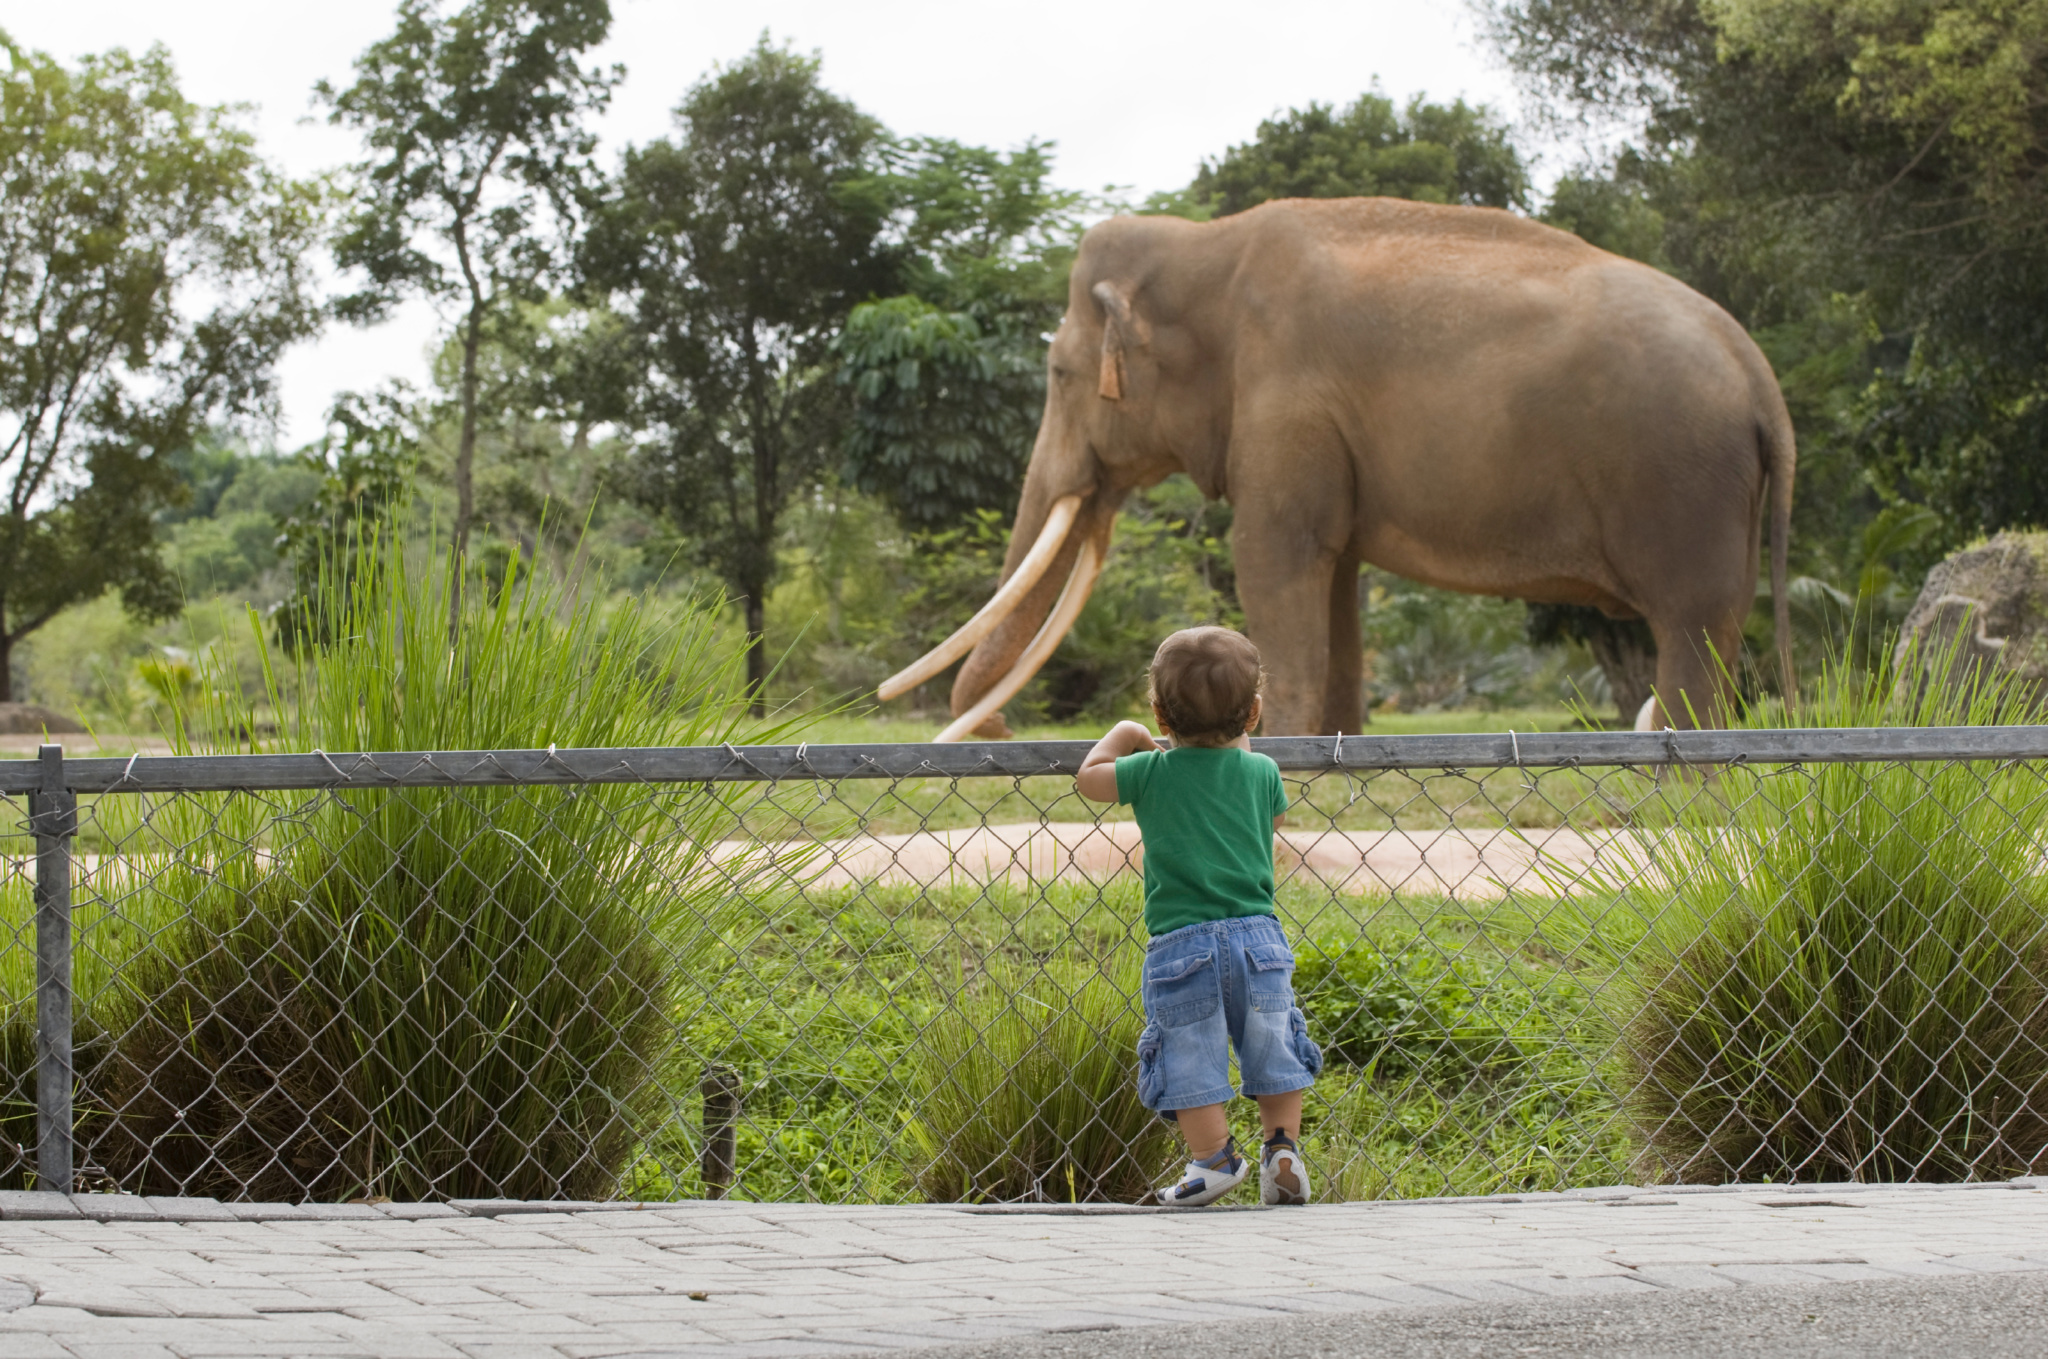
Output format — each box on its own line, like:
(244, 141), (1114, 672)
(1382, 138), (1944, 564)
(1143, 950), (1219, 1026)
(1246, 941), (1296, 1011)
(1289, 1006), (1324, 1078)
(1136, 1021), (1166, 1111)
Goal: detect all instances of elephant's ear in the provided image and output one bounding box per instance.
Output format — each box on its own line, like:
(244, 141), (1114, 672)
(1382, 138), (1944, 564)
(1092, 280), (1134, 401)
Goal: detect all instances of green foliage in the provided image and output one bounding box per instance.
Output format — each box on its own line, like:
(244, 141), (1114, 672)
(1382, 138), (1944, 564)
(1291, 919), (1620, 1201)
(1368, 577), (1566, 713)
(834, 297), (1038, 529)
(1157, 91), (1529, 220)
(835, 138), (1085, 531)
(0, 30), (323, 698)
(320, 0), (619, 552)
(1311, 1055), (1625, 1201)
(1581, 647), (2048, 1183)
(908, 953), (1172, 1203)
(586, 38), (894, 701)
(1539, 169), (1669, 267)
(1779, 501), (1941, 675)
(271, 388), (421, 647)
(87, 528), (773, 1200)
(1297, 939), (1538, 1083)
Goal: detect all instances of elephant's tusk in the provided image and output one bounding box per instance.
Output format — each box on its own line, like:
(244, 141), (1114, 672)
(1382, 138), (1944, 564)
(934, 536), (1104, 743)
(876, 494), (1083, 702)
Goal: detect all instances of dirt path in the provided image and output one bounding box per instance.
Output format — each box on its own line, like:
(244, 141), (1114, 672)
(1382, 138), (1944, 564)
(720, 821), (1636, 900)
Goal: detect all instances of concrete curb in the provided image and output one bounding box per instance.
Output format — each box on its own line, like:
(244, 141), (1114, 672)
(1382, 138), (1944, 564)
(4, 1176), (2041, 1223)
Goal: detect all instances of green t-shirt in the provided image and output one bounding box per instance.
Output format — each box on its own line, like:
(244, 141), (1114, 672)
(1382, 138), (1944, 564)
(1114, 745), (1290, 937)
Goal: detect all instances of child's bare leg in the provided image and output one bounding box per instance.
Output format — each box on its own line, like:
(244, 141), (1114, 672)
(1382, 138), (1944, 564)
(1174, 1103), (1231, 1160)
(1256, 1090), (1303, 1142)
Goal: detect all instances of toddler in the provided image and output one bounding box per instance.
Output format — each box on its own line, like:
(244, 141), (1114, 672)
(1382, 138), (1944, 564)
(1077, 626), (1322, 1206)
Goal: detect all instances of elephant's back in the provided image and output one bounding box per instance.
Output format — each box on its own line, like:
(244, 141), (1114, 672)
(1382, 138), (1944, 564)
(1217, 198), (1764, 414)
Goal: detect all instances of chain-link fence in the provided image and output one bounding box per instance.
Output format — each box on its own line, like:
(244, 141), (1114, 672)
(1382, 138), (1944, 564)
(6, 727), (2048, 1205)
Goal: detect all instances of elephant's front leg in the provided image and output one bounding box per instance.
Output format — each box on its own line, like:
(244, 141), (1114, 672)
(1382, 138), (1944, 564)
(1324, 550), (1365, 733)
(1233, 491), (1354, 737)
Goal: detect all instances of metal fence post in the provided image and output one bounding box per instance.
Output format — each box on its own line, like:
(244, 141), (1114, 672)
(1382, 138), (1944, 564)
(30, 743), (76, 1195)
(701, 1065), (740, 1200)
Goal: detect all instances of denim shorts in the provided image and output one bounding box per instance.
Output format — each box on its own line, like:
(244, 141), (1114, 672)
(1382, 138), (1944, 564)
(1135, 914), (1323, 1118)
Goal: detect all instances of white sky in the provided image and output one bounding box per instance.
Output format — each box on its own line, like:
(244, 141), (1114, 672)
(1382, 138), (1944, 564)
(12, 1), (1525, 445)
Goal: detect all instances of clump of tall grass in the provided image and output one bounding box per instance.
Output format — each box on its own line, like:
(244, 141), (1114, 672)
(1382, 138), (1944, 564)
(85, 528), (777, 1200)
(1586, 639), (2048, 1183)
(909, 953), (1172, 1202)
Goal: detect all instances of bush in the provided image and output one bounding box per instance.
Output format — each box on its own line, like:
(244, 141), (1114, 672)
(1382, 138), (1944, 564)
(1588, 645), (2048, 1183)
(80, 529), (773, 1200)
(908, 952), (1173, 1202)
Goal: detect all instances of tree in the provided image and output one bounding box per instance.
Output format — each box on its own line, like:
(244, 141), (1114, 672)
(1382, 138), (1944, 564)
(1154, 91), (1530, 219)
(0, 33), (322, 700)
(835, 138), (1084, 529)
(320, 0), (618, 562)
(585, 39), (894, 709)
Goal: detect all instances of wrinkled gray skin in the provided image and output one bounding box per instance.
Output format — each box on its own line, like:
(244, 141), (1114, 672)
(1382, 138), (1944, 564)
(949, 198), (1794, 735)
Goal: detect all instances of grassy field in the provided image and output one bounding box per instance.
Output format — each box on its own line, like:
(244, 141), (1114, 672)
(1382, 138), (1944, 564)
(620, 874), (1625, 1203)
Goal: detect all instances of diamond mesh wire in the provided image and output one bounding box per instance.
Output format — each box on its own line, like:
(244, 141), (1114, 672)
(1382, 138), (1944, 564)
(8, 740), (2048, 1203)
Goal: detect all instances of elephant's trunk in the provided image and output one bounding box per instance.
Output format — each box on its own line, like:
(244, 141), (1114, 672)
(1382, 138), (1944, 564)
(875, 493), (1084, 703)
(941, 492), (1116, 740)
(875, 475), (1116, 740)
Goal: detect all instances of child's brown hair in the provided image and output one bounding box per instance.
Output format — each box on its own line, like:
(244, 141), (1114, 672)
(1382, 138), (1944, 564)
(1148, 627), (1264, 746)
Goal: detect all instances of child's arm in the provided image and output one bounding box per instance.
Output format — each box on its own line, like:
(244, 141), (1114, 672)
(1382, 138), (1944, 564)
(1076, 720), (1159, 803)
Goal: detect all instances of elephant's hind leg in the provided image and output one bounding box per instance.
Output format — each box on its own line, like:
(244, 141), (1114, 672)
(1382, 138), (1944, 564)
(1648, 612), (1745, 729)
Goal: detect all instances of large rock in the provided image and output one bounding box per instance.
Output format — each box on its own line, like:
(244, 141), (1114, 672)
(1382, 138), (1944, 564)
(1894, 531), (2048, 709)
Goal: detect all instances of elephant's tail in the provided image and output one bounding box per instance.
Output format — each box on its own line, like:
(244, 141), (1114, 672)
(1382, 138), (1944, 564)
(1761, 398), (1797, 704)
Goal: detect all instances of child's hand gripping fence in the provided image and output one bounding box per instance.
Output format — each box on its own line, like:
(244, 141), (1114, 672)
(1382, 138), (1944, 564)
(6, 725), (2048, 1205)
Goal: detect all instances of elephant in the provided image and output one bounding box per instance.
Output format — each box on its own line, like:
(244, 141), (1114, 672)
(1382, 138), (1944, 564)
(879, 197), (1795, 738)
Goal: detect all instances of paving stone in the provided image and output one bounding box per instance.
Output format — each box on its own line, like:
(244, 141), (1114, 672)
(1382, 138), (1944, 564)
(34, 1289), (174, 1318)
(1, 1183), (2046, 1358)
(0, 1191), (82, 1221)
(378, 1205), (467, 1220)
(1629, 1265), (1740, 1290)
(54, 1343), (184, 1359)
(70, 1195), (161, 1222)
(223, 1203), (320, 1222)
(1499, 1273), (1664, 1299)
(143, 1198), (236, 1223)
(290, 1204), (389, 1221)
(0, 1334), (70, 1358)
(450, 1201), (605, 1219)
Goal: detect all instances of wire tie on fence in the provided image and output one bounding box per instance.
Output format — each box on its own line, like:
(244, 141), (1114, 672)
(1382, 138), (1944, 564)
(1333, 731), (1344, 767)
(538, 742), (586, 782)
(115, 751), (141, 789)
(311, 749), (350, 783)
(1509, 729), (1521, 766)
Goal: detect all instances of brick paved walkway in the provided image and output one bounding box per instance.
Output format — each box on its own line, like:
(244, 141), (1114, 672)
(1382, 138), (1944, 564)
(1, 1182), (2044, 1358)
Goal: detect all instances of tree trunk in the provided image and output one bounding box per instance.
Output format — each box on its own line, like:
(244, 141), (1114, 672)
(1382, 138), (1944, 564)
(455, 302), (483, 559)
(1587, 625), (1658, 723)
(0, 629), (13, 703)
(744, 591), (767, 719)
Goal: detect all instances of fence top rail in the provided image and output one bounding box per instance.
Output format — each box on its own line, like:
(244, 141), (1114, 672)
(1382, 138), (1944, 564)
(1, 725), (2045, 795)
